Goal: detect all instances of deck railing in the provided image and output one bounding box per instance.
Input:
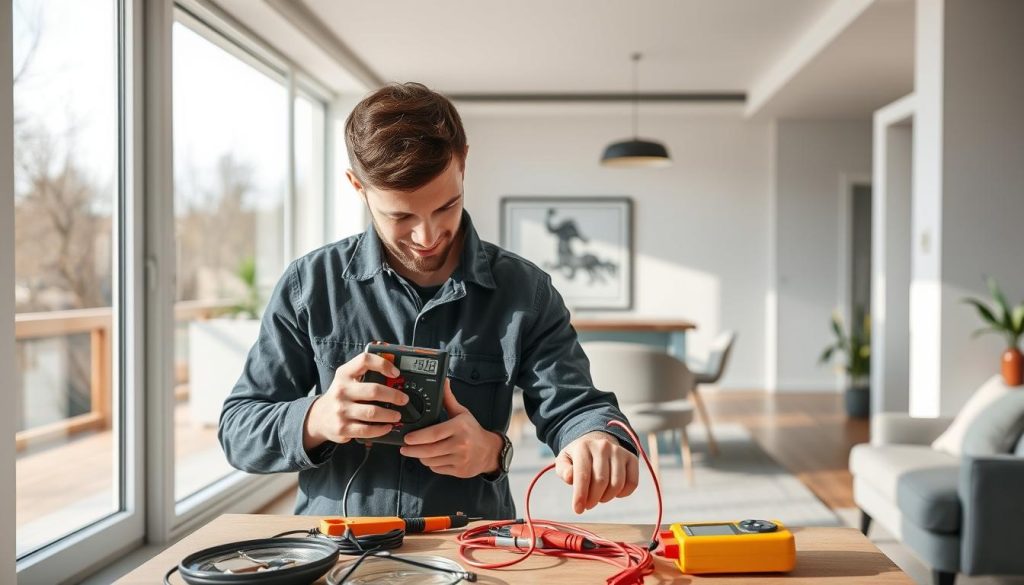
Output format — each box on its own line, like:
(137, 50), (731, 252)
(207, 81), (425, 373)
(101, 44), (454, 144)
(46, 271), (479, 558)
(14, 299), (235, 450)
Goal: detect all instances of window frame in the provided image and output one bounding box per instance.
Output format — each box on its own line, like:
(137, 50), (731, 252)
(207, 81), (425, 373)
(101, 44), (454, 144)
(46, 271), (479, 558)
(13, 0), (146, 581)
(293, 82), (332, 255)
(2, 0), (18, 580)
(6, 0), (344, 579)
(153, 0), (339, 544)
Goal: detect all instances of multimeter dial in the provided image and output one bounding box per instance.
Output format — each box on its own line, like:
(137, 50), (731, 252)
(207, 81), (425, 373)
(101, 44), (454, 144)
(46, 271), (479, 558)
(401, 387), (425, 423)
(357, 343), (449, 446)
(737, 519), (778, 533)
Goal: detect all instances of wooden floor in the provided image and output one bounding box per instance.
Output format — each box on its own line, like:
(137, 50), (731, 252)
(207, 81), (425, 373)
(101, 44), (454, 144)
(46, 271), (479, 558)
(697, 389), (868, 509)
(260, 389), (869, 514)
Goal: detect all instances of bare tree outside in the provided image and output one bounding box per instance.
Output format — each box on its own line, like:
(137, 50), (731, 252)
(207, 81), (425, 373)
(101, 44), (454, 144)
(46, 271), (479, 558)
(175, 152), (258, 303)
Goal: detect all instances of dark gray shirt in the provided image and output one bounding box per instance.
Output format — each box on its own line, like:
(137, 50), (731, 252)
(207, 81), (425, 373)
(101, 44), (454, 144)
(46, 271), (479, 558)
(218, 211), (634, 519)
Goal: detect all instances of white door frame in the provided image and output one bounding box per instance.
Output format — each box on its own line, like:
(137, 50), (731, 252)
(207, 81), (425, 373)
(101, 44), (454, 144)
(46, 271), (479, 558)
(836, 172), (873, 392)
(871, 94), (916, 414)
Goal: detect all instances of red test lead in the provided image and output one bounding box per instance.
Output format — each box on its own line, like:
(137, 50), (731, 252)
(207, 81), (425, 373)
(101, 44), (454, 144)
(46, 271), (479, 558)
(456, 420), (664, 585)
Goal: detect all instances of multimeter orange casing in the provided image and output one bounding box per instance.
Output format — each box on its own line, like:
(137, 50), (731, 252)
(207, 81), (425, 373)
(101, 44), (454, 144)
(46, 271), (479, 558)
(657, 520), (796, 574)
(358, 342), (449, 446)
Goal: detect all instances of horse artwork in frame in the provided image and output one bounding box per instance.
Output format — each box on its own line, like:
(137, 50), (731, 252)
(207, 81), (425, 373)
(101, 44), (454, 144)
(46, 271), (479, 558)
(500, 196), (633, 311)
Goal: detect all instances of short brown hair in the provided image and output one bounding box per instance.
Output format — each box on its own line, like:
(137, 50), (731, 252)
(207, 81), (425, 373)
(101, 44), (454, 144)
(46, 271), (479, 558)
(344, 82), (467, 191)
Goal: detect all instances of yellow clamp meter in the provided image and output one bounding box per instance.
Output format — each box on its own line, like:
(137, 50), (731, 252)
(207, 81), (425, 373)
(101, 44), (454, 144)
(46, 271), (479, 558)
(655, 519), (796, 574)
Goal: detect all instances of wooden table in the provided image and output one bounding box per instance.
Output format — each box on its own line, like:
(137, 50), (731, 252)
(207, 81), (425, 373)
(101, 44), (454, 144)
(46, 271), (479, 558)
(571, 318), (697, 358)
(119, 514), (913, 584)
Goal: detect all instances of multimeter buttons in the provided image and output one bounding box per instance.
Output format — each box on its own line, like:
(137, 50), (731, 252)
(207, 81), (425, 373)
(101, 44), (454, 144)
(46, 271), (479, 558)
(737, 519), (778, 533)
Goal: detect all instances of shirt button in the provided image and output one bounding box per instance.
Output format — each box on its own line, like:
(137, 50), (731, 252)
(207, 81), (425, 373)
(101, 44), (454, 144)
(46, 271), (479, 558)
(471, 370), (479, 381)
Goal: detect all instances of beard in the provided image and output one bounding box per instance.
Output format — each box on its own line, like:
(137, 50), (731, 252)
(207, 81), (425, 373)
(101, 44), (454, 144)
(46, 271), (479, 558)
(373, 217), (458, 277)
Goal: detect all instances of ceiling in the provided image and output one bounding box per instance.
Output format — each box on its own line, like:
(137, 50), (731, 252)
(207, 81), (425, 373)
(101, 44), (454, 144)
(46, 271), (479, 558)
(302, 0), (835, 94)
(215, 0), (916, 119)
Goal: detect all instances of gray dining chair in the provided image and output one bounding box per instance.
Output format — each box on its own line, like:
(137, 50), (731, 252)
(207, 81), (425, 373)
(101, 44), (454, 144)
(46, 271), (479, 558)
(685, 330), (736, 457)
(582, 341), (696, 485)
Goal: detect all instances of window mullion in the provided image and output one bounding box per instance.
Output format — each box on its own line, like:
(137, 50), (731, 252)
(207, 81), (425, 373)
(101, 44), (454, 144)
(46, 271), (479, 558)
(2, 0), (19, 579)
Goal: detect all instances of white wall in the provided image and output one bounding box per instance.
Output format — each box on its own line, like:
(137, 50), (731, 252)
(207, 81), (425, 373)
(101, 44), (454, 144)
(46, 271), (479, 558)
(460, 106), (772, 389)
(1, 1), (16, 580)
(914, 0), (1024, 415)
(772, 119), (873, 391)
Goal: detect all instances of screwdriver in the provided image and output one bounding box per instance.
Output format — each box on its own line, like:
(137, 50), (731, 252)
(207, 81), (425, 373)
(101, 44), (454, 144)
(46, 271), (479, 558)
(403, 512), (481, 534)
(319, 512), (481, 538)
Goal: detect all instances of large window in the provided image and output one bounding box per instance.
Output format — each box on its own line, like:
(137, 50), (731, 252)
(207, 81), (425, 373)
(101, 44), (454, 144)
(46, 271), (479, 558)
(171, 21), (289, 503)
(9, 1), (340, 578)
(294, 89), (328, 256)
(12, 0), (123, 558)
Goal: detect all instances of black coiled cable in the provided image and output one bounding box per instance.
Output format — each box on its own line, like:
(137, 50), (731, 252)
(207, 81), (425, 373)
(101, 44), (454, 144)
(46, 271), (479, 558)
(272, 525), (405, 556)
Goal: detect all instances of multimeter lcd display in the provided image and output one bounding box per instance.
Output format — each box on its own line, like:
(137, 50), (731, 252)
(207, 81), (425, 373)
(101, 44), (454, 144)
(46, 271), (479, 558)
(685, 524), (739, 536)
(400, 355), (439, 376)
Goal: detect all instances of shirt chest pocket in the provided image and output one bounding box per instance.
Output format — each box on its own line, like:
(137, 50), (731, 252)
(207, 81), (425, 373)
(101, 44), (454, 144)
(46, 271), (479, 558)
(311, 339), (369, 393)
(446, 356), (509, 430)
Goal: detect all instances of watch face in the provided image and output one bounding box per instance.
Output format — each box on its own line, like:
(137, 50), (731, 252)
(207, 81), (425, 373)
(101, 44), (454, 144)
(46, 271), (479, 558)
(501, 435), (514, 471)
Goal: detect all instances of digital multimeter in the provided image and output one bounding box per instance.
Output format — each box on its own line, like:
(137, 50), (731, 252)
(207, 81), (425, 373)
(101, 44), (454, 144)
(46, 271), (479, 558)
(358, 342), (449, 446)
(656, 519), (796, 574)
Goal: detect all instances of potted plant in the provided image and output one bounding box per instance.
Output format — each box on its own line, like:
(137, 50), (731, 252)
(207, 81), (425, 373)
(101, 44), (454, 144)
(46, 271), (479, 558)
(819, 307), (871, 418)
(963, 277), (1024, 386)
(188, 258), (263, 426)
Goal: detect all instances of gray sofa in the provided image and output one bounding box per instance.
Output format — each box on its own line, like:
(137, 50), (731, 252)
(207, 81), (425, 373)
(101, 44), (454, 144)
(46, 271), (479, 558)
(849, 390), (1024, 585)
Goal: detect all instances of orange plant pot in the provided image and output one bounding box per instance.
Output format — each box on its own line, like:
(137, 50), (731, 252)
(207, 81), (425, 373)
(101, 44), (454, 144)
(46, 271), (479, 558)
(1002, 348), (1023, 387)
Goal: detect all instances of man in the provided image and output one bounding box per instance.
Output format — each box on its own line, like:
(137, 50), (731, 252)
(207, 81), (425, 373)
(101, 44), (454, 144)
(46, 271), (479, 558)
(219, 82), (639, 519)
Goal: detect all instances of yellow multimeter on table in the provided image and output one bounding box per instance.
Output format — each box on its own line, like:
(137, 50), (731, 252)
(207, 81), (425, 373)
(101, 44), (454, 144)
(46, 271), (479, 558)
(655, 519), (796, 574)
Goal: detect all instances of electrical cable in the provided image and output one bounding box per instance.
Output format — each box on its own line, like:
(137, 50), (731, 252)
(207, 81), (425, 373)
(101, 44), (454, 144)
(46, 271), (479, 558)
(329, 550), (477, 584)
(456, 420), (663, 585)
(319, 527), (406, 556)
(342, 443), (373, 517)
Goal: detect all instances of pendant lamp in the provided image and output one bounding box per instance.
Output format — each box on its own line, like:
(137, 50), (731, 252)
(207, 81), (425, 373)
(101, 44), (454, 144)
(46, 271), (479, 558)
(600, 53), (672, 168)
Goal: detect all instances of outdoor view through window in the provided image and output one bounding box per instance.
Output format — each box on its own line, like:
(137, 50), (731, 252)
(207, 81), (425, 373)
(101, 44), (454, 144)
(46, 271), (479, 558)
(13, 0), (120, 557)
(172, 22), (288, 502)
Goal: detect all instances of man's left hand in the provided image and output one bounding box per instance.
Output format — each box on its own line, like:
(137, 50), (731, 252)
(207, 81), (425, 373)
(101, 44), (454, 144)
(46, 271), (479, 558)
(555, 431), (639, 514)
(401, 379), (502, 478)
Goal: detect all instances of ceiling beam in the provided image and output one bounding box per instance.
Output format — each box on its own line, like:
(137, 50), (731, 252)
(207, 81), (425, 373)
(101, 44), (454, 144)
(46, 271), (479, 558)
(264, 0), (384, 90)
(449, 92), (746, 103)
(745, 0), (874, 118)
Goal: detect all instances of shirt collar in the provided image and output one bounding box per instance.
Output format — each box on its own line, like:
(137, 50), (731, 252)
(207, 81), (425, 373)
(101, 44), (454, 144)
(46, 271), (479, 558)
(343, 210), (497, 290)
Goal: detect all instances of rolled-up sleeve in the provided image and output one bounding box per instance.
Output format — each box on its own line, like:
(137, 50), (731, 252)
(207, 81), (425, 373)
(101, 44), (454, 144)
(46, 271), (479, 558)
(516, 274), (637, 455)
(218, 261), (328, 473)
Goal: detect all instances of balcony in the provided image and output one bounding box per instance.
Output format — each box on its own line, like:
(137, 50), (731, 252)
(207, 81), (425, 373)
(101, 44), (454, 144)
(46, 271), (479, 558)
(15, 301), (240, 556)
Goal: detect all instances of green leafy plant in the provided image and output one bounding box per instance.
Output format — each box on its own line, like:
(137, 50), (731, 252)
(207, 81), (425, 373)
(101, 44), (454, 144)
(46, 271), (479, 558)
(963, 276), (1024, 350)
(819, 306), (871, 383)
(228, 257), (260, 320)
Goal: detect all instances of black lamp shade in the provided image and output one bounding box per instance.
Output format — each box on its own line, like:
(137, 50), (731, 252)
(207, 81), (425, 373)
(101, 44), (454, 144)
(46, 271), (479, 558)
(600, 139), (672, 168)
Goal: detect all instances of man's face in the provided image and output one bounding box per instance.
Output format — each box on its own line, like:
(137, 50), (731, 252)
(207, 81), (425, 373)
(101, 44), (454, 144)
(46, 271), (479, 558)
(351, 158), (466, 280)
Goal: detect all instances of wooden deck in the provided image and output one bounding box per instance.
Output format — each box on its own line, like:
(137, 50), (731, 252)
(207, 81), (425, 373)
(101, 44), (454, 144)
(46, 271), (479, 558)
(16, 401), (230, 555)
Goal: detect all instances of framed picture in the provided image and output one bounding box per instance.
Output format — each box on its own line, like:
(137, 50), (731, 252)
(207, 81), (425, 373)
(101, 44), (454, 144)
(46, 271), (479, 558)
(500, 196), (633, 311)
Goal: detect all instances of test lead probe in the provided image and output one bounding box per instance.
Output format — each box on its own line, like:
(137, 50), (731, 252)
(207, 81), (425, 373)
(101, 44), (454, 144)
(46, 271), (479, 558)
(456, 420), (663, 585)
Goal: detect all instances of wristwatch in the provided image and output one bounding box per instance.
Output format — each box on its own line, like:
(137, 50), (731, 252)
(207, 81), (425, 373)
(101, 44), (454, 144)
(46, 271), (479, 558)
(485, 432), (514, 479)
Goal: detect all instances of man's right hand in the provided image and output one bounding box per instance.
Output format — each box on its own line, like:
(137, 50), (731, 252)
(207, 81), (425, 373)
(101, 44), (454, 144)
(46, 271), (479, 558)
(303, 351), (410, 451)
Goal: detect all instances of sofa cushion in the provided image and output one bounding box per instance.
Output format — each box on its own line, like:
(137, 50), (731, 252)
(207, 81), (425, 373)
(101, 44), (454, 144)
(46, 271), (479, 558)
(1016, 432), (1024, 457)
(962, 389), (1024, 456)
(849, 444), (958, 501)
(897, 466), (961, 534)
(932, 376), (1013, 456)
